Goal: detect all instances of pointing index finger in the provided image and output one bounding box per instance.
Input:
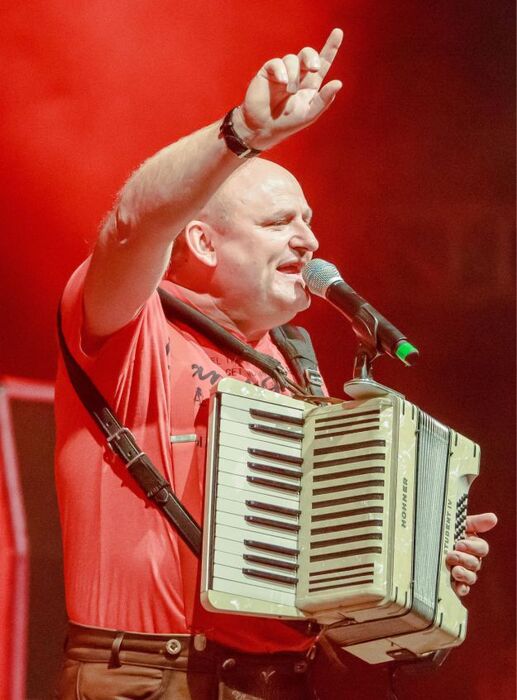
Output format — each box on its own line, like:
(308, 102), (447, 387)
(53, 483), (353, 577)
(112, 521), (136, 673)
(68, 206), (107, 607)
(318, 28), (344, 79)
(301, 28), (343, 91)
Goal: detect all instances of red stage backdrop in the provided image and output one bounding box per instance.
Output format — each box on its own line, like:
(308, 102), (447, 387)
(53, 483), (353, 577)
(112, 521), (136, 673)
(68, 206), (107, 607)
(0, 2), (514, 698)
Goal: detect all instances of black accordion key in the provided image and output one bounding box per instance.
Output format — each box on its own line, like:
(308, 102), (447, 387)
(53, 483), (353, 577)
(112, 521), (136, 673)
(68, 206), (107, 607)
(245, 515), (300, 532)
(247, 447), (303, 466)
(244, 539), (299, 557)
(243, 567), (298, 586)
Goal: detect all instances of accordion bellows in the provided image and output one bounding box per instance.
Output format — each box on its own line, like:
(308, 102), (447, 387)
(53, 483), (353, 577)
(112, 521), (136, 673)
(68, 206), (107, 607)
(201, 378), (479, 663)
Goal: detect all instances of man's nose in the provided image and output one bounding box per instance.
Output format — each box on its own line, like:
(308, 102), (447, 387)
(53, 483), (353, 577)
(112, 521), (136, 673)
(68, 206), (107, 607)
(291, 221), (319, 253)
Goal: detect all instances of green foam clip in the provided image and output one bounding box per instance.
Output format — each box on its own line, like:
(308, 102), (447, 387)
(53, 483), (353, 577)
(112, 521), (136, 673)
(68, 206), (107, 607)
(396, 341), (419, 366)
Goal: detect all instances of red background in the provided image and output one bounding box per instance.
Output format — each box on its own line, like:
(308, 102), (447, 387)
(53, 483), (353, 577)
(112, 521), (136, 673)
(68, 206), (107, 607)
(0, 2), (514, 698)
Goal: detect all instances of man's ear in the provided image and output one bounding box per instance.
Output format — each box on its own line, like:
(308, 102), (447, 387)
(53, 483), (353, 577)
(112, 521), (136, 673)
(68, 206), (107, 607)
(184, 220), (217, 267)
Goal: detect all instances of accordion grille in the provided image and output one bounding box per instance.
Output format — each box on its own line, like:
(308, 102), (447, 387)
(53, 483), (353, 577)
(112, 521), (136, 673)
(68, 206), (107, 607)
(301, 407), (387, 594)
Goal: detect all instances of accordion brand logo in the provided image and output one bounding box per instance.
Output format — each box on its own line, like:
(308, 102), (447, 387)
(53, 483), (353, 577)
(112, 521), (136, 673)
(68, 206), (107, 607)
(401, 477), (409, 528)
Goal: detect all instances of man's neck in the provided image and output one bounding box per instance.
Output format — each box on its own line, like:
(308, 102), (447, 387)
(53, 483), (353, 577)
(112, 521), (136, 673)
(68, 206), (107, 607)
(168, 282), (271, 343)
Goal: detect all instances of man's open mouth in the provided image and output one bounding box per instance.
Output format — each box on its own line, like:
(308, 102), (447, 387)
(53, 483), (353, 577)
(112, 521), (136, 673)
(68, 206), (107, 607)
(276, 261), (304, 275)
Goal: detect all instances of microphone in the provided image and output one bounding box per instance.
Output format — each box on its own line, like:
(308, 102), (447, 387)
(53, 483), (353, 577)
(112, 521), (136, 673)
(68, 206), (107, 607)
(303, 259), (419, 366)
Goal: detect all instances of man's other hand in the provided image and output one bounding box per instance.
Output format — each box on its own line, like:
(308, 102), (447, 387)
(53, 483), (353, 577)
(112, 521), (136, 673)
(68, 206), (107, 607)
(446, 512), (498, 597)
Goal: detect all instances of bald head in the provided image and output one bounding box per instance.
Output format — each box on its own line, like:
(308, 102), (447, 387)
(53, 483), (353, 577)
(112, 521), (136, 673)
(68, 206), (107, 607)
(200, 159), (303, 226)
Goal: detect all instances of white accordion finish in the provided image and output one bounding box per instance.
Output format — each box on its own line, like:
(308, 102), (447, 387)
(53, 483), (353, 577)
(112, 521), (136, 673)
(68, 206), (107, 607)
(201, 378), (480, 664)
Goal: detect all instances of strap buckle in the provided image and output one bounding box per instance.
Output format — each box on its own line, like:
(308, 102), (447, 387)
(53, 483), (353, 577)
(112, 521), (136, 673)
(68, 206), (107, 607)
(105, 425), (142, 467)
(305, 368), (324, 387)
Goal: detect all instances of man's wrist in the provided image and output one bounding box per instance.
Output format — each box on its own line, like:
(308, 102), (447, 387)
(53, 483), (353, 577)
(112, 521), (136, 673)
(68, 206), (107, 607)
(219, 107), (262, 159)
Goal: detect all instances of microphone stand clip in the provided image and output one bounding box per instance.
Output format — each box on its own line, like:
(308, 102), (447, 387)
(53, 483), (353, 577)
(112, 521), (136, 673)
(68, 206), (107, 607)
(344, 307), (405, 401)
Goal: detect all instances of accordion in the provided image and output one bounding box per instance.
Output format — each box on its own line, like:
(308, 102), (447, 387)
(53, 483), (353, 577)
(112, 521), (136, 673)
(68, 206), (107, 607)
(200, 378), (479, 664)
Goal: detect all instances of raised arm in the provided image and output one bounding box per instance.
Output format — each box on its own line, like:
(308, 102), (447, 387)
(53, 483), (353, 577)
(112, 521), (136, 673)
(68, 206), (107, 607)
(83, 28), (343, 339)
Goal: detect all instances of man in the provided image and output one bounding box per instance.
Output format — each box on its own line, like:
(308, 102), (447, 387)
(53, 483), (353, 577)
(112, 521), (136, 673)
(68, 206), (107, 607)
(55, 28), (496, 699)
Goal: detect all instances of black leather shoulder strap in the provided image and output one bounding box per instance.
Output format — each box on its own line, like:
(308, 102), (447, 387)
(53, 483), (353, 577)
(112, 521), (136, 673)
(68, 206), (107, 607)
(270, 324), (326, 397)
(157, 287), (309, 396)
(158, 287), (325, 396)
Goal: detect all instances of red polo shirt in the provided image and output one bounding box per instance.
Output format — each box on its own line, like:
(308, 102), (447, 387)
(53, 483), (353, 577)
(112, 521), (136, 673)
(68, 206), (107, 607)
(54, 258), (315, 651)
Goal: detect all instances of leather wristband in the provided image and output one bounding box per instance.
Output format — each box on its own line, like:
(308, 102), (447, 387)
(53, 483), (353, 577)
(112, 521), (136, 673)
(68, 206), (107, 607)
(219, 107), (261, 159)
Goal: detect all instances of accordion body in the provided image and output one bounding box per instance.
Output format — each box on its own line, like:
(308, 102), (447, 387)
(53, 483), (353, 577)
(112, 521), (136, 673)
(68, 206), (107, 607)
(201, 378), (479, 663)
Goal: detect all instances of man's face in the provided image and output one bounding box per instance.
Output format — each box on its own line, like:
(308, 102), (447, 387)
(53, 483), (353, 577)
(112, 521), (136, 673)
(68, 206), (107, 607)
(209, 161), (319, 336)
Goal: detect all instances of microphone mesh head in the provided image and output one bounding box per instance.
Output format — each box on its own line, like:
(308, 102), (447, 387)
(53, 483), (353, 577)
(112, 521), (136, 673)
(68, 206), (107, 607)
(302, 259), (343, 297)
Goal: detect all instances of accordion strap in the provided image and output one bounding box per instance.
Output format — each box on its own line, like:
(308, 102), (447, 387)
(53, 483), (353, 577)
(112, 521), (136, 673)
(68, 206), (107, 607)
(56, 305), (202, 556)
(270, 324), (325, 397)
(157, 287), (323, 397)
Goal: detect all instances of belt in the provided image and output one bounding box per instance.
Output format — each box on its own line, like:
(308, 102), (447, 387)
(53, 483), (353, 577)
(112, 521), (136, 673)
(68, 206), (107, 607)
(65, 623), (316, 674)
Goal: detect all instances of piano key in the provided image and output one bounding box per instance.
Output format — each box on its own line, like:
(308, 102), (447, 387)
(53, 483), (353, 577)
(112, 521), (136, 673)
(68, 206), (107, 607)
(214, 548), (298, 576)
(218, 402), (303, 431)
(217, 484), (297, 510)
(247, 461), (302, 479)
(213, 560), (297, 591)
(218, 429), (302, 460)
(211, 574), (296, 607)
(213, 538), (298, 569)
(217, 456), (301, 482)
(217, 471), (300, 502)
(217, 497), (298, 527)
(219, 409), (303, 445)
(220, 392), (303, 421)
(244, 515), (300, 533)
(249, 407), (304, 426)
(249, 423), (303, 441)
(217, 445), (301, 477)
(243, 539), (299, 557)
(215, 520), (298, 549)
(213, 550), (298, 582)
(245, 500), (300, 518)
(247, 475), (301, 493)
(247, 447), (303, 466)
(243, 553), (299, 572)
(242, 568), (298, 586)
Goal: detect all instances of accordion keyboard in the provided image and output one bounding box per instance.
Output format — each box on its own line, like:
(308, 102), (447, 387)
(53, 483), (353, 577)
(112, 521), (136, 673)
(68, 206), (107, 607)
(204, 390), (305, 611)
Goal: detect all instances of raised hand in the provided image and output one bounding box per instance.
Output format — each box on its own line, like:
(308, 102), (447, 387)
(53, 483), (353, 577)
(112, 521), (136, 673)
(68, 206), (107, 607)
(447, 512), (497, 597)
(234, 28), (344, 150)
